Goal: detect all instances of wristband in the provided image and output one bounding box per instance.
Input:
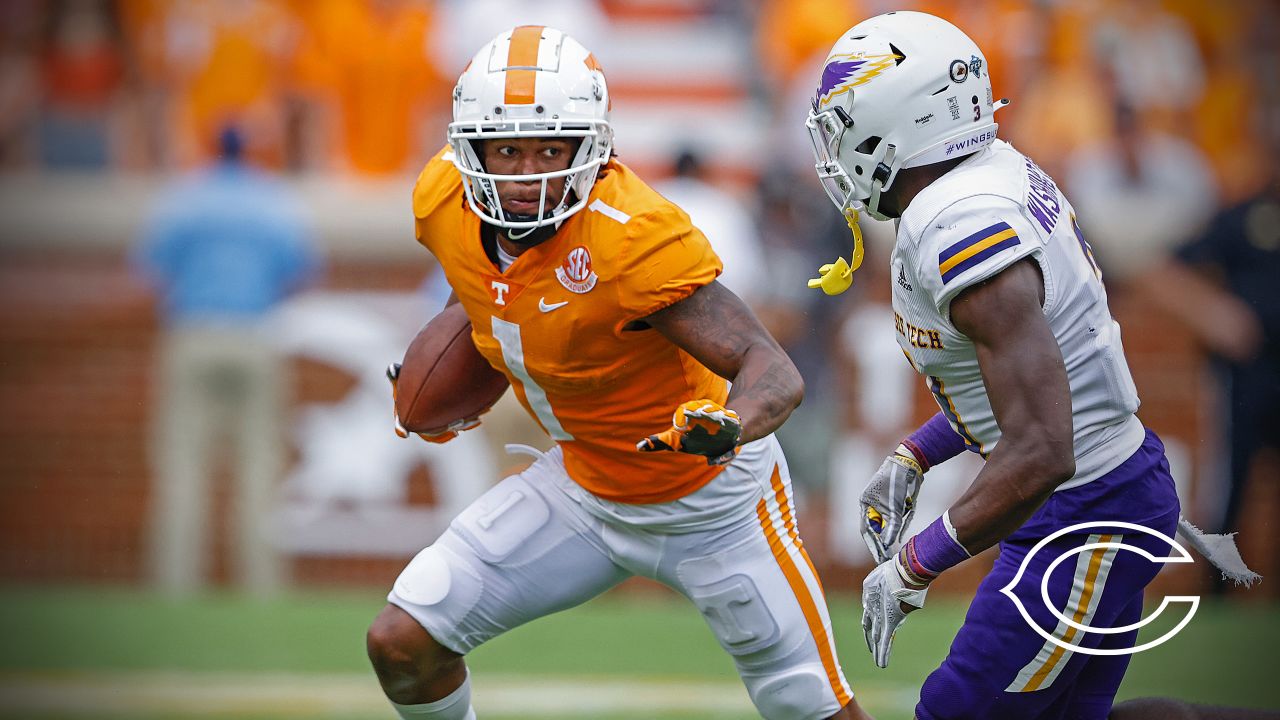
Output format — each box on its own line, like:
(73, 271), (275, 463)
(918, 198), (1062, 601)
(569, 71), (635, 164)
(897, 512), (971, 585)
(902, 412), (967, 471)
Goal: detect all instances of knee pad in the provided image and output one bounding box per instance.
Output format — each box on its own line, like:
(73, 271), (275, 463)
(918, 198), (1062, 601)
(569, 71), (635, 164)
(390, 542), (483, 650)
(393, 544), (457, 607)
(748, 667), (831, 720)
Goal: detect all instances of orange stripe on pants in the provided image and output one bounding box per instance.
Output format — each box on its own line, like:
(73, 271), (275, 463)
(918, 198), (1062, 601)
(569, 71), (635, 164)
(770, 464), (826, 598)
(756, 494), (851, 707)
(1022, 535), (1113, 691)
(504, 25), (543, 104)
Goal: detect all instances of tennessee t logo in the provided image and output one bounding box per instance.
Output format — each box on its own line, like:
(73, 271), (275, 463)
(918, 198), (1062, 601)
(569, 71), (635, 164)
(491, 280), (510, 306)
(482, 274), (525, 306)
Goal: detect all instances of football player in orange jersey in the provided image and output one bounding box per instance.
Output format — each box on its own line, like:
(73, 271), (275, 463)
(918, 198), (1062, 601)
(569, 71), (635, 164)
(365, 26), (873, 720)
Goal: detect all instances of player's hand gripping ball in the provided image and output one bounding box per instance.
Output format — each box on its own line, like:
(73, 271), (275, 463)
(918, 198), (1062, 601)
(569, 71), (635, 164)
(637, 399), (742, 465)
(390, 303), (509, 443)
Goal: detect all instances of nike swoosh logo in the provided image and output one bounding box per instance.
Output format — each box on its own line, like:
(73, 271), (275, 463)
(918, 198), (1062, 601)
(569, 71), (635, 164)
(538, 298), (569, 313)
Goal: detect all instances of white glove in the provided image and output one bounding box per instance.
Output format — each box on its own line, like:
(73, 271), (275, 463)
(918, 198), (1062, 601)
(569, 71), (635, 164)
(861, 556), (929, 668)
(859, 446), (925, 564)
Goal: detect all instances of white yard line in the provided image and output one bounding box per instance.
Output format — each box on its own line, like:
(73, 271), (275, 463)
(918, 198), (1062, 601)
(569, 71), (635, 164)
(0, 671), (916, 717)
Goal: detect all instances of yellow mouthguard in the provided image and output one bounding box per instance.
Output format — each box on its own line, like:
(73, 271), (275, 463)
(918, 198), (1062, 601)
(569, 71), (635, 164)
(806, 208), (865, 296)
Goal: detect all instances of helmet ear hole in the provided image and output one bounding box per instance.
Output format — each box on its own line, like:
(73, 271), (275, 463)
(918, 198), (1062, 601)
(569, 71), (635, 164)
(855, 135), (882, 154)
(854, 166), (863, 175)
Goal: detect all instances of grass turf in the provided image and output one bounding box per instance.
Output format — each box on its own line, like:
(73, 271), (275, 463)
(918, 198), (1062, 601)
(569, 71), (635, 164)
(0, 585), (1276, 719)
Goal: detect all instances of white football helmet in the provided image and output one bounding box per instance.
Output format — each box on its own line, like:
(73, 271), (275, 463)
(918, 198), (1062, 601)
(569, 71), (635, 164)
(449, 26), (613, 237)
(806, 11), (1005, 221)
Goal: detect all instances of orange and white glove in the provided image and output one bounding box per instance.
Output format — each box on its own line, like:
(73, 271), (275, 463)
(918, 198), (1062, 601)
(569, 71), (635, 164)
(387, 363), (481, 445)
(637, 399), (742, 466)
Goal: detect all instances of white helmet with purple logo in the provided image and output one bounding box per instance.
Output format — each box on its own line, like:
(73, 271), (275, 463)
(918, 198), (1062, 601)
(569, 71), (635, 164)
(806, 11), (1003, 221)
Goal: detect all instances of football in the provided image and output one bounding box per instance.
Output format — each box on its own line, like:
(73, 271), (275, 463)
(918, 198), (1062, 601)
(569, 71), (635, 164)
(395, 303), (509, 434)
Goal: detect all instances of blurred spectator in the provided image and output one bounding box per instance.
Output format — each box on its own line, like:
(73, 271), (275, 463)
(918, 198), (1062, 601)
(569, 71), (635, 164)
(755, 0), (863, 95)
(133, 126), (321, 597)
(1189, 0), (1277, 204)
(0, 3), (42, 166)
(1002, 2), (1115, 178)
(37, 0), (128, 168)
(291, 0), (447, 175)
(153, 0), (298, 168)
(653, 149), (766, 307)
(1139, 130), (1279, 540)
(1092, 0), (1205, 130)
(1065, 103), (1216, 283)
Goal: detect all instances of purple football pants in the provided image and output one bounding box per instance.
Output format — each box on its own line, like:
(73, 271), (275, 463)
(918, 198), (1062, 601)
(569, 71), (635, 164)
(917, 429), (1182, 720)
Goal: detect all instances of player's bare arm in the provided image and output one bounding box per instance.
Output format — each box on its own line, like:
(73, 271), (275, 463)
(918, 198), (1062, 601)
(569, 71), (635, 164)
(860, 257), (1076, 668)
(945, 258), (1075, 552)
(644, 279), (804, 444)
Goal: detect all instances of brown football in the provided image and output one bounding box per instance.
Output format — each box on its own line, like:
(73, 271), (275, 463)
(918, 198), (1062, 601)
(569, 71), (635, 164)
(396, 303), (509, 434)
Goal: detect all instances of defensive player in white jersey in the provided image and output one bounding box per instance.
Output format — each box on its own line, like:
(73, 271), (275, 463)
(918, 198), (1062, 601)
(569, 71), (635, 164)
(806, 12), (1183, 720)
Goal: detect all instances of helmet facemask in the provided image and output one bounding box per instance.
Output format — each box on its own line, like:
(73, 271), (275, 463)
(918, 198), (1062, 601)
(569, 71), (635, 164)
(450, 117), (612, 240)
(806, 97), (900, 222)
(803, 11), (1006, 295)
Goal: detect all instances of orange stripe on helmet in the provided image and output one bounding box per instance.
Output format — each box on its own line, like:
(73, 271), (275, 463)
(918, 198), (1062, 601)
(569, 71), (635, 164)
(504, 25), (544, 105)
(582, 52), (609, 110)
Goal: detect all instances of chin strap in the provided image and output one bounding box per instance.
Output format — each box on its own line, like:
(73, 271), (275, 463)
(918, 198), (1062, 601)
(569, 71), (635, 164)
(807, 207), (865, 296)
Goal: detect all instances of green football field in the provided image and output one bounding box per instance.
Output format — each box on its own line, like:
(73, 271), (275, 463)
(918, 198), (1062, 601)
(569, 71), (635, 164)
(0, 585), (1276, 719)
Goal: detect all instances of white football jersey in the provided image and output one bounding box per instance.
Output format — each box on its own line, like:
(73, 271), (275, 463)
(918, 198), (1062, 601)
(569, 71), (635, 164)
(891, 139), (1145, 489)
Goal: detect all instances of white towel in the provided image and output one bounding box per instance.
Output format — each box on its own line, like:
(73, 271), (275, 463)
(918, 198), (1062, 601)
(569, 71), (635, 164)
(1176, 516), (1262, 586)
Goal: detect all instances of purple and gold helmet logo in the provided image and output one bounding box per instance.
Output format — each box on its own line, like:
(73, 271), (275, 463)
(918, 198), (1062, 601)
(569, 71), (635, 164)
(814, 51), (903, 108)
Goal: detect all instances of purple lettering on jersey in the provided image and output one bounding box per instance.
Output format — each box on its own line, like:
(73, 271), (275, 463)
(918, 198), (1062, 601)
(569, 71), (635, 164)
(1027, 194), (1055, 234)
(1024, 158), (1061, 233)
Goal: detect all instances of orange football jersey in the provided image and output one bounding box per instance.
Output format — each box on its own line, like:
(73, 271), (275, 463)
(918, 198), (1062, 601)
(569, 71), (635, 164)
(412, 146), (730, 504)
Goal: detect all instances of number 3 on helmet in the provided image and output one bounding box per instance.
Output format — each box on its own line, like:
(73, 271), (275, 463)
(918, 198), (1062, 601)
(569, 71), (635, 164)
(449, 26), (613, 234)
(806, 11), (1008, 221)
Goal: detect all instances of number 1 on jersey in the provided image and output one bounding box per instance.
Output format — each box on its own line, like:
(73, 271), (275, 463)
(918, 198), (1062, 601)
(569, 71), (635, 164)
(490, 317), (574, 441)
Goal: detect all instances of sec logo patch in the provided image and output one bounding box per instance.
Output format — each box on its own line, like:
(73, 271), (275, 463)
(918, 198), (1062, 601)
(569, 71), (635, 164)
(556, 246), (598, 294)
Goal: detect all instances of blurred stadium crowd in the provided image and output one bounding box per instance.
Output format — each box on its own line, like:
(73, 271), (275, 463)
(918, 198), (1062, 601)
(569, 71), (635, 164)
(0, 0), (1276, 597)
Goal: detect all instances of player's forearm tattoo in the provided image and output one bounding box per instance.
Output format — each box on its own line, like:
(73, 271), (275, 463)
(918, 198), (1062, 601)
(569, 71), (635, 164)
(651, 282), (802, 442)
(727, 357), (802, 443)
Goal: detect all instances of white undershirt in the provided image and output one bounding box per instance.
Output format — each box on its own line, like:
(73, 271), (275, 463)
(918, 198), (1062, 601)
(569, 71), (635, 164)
(496, 242), (518, 272)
